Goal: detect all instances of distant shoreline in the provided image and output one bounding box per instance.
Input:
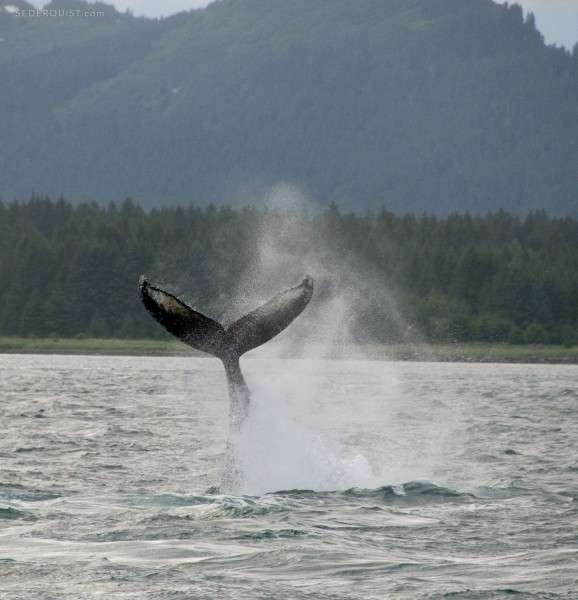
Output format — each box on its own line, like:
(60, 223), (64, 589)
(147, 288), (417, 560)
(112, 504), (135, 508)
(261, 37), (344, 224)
(0, 337), (576, 365)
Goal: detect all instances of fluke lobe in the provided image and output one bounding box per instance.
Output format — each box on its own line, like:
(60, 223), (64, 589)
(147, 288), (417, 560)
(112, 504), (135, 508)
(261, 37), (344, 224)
(139, 275), (314, 428)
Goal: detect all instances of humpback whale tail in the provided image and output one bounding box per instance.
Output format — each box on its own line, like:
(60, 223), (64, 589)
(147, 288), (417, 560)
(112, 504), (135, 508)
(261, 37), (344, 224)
(139, 275), (314, 363)
(140, 275), (313, 490)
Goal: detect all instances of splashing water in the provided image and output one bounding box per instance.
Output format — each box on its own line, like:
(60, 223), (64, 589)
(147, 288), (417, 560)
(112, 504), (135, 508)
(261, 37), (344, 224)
(220, 357), (466, 496)
(225, 361), (378, 495)
(220, 184), (460, 495)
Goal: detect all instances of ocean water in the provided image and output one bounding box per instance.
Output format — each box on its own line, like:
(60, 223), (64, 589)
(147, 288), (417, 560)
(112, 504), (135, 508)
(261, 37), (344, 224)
(0, 354), (577, 599)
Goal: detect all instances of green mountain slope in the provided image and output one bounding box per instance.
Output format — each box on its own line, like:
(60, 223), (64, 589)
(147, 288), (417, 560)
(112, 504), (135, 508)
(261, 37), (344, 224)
(0, 0), (577, 214)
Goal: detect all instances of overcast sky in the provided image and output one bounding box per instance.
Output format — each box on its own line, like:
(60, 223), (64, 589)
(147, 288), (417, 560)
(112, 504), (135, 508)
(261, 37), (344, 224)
(33, 0), (578, 49)
(517, 0), (578, 49)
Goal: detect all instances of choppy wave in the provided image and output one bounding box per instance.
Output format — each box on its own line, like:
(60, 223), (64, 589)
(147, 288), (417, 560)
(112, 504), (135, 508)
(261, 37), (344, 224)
(1, 355), (578, 598)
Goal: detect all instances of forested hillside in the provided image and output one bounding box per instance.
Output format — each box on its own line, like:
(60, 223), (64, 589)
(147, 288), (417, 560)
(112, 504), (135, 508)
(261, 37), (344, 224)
(1, 197), (577, 346)
(0, 0), (577, 214)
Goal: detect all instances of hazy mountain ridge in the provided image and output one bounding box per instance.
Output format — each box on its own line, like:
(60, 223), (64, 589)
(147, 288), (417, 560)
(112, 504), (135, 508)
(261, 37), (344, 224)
(0, 0), (577, 214)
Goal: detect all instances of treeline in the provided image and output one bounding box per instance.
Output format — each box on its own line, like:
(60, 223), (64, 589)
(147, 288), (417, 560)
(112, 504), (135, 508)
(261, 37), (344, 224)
(1, 197), (577, 346)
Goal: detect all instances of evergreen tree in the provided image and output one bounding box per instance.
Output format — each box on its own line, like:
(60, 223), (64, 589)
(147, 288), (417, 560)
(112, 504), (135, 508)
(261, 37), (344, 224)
(0, 198), (576, 346)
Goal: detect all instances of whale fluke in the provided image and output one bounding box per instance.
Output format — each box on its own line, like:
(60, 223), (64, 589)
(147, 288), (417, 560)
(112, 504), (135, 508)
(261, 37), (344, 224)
(139, 276), (225, 356)
(223, 276), (314, 358)
(139, 274), (314, 491)
(139, 275), (313, 360)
